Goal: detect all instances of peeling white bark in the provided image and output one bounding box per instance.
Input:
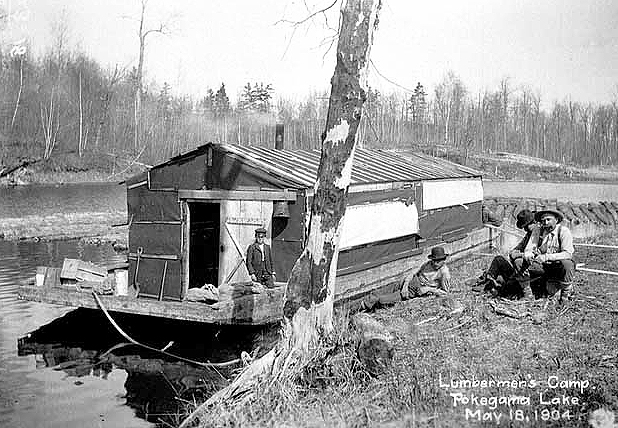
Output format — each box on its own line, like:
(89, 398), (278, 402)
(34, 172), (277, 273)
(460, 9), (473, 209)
(334, 144), (356, 189)
(324, 119), (350, 147)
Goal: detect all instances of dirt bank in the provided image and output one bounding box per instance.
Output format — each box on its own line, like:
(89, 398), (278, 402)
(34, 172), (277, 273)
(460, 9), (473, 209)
(0, 211), (128, 249)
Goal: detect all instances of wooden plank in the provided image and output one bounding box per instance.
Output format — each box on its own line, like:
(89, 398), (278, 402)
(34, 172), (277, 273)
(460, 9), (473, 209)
(127, 253), (179, 260)
(60, 259), (80, 280)
(133, 220), (182, 225)
(106, 261), (129, 271)
(182, 200), (190, 299)
(576, 263), (618, 276)
(75, 260), (107, 282)
(219, 200), (240, 285)
(179, 189), (297, 202)
(127, 180), (147, 190)
(573, 242), (618, 250)
(44, 267), (61, 288)
(18, 283), (285, 325)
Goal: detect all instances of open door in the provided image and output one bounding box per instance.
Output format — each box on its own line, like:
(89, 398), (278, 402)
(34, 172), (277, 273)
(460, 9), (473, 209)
(188, 202), (220, 288)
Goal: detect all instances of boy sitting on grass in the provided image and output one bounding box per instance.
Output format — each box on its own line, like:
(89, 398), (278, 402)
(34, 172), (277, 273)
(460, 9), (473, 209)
(401, 246), (451, 299)
(360, 246), (451, 311)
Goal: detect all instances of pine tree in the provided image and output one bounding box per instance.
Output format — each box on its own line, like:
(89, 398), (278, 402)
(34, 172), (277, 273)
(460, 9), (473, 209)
(237, 82), (273, 113)
(237, 82), (253, 112)
(156, 81), (172, 122)
(200, 88), (215, 114)
(213, 83), (230, 119)
(409, 82), (427, 123)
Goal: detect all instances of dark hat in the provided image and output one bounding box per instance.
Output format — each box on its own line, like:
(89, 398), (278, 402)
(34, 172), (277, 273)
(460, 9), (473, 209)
(428, 246), (449, 261)
(534, 209), (564, 224)
(516, 209), (536, 229)
(255, 227), (267, 235)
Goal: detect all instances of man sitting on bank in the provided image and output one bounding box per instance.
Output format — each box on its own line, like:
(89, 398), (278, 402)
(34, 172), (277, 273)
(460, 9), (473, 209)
(360, 246), (451, 311)
(522, 209), (575, 303)
(401, 246), (451, 299)
(480, 209), (538, 299)
(246, 227), (276, 288)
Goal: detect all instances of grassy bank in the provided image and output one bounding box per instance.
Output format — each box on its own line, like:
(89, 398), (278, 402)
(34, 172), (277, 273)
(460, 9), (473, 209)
(0, 211), (128, 248)
(0, 152), (147, 186)
(180, 232), (618, 428)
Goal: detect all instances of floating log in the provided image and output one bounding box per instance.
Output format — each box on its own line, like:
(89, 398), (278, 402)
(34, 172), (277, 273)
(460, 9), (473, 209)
(556, 201), (576, 223)
(588, 203), (612, 225)
(351, 312), (394, 375)
(578, 204), (599, 223)
(569, 203), (589, 222)
(599, 201), (618, 225)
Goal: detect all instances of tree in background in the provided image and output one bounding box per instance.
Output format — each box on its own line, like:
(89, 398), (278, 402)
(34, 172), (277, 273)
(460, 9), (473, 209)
(434, 71), (466, 146)
(238, 82), (274, 113)
(4, 21), (618, 174)
(408, 82), (427, 123)
(131, 0), (173, 151)
(198, 88), (215, 116)
(213, 83), (230, 119)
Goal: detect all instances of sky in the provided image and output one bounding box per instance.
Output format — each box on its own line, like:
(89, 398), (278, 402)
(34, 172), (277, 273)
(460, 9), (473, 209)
(3, 0), (618, 106)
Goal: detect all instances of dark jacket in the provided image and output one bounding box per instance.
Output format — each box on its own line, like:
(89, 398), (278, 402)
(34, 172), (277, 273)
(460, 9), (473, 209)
(246, 242), (274, 276)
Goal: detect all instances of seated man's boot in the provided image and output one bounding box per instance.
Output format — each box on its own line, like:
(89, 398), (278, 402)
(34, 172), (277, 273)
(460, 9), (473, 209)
(518, 276), (534, 301)
(559, 282), (574, 304)
(544, 280), (562, 310)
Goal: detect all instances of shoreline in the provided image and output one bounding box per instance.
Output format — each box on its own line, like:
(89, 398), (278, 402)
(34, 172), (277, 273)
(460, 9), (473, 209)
(0, 211), (129, 250)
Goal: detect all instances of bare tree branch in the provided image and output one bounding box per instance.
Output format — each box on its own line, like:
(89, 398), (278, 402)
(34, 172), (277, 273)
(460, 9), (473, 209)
(275, 0), (338, 27)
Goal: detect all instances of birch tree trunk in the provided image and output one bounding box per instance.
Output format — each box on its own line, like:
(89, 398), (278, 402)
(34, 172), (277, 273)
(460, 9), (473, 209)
(179, 0), (381, 426)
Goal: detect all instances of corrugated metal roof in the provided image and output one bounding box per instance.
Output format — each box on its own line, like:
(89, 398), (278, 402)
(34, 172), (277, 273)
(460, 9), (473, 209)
(154, 143), (482, 188)
(218, 144), (482, 187)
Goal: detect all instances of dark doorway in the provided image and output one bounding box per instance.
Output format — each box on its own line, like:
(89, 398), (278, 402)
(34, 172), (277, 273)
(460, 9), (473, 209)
(189, 202), (220, 288)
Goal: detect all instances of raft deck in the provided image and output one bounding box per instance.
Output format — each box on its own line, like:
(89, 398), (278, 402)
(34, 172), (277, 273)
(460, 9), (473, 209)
(19, 267), (286, 325)
(18, 227), (501, 325)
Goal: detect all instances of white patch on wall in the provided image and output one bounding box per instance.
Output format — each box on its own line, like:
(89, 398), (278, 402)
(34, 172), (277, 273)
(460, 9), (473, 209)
(422, 179), (483, 210)
(339, 201), (419, 250)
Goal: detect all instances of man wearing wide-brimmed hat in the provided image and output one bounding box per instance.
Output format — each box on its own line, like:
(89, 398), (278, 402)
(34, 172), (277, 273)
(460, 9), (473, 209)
(401, 246), (451, 299)
(522, 209), (575, 303)
(477, 209), (539, 299)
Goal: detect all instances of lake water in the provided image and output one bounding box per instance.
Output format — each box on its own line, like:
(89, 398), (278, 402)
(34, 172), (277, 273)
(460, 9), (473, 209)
(0, 239), (156, 428)
(0, 184), (267, 428)
(0, 183), (125, 218)
(483, 180), (618, 203)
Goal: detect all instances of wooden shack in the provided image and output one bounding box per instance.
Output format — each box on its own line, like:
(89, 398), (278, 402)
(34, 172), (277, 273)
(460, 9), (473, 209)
(125, 143), (485, 305)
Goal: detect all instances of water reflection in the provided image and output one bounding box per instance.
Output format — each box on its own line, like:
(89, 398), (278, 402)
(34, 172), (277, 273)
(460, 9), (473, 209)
(0, 238), (275, 428)
(16, 308), (274, 426)
(17, 310), (223, 426)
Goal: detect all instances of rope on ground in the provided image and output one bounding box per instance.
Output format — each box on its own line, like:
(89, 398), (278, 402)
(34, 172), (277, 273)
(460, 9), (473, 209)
(92, 291), (241, 369)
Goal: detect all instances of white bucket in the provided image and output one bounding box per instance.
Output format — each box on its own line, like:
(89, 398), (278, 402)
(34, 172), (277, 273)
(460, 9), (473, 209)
(115, 270), (128, 296)
(35, 267), (46, 287)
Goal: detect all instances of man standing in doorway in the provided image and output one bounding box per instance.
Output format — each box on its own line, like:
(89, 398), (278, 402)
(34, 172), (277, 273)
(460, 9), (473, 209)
(246, 227), (276, 288)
